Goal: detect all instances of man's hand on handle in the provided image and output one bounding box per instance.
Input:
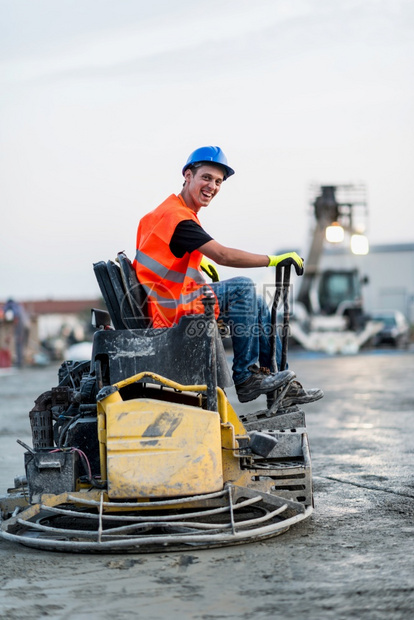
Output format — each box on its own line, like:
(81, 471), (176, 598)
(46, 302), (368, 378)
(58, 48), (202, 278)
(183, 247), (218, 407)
(267, 252), (304, 276)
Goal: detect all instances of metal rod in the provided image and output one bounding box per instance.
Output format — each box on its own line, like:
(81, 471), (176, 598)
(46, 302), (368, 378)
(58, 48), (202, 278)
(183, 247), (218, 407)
(280, 264), (291, 371)
(68, 488), (228, 508)
(202, 289), (218, 411)
(267, 264), (284, 407)
(228, 487), (236, 535)
(98, 493), (104, 543)
(40, 495), (262, 522)
(270, 264), (283, 373)
(16, 439), (35, 454)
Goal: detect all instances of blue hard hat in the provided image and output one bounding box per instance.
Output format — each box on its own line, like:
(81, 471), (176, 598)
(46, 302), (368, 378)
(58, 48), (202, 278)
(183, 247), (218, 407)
(182, 146), (235, 180)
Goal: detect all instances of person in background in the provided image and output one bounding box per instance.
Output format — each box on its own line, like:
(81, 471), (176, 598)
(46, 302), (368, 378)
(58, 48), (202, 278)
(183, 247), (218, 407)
(3, 299), (30, 368)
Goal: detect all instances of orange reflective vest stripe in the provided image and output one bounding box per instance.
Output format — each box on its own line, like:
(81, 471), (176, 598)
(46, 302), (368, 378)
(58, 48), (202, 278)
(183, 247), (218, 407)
(133, 194), (219, 328)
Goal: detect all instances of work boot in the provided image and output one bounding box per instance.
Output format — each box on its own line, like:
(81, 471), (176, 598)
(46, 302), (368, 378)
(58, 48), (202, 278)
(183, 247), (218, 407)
(280, 380), (324, 408)
(235, 365), (295, 403)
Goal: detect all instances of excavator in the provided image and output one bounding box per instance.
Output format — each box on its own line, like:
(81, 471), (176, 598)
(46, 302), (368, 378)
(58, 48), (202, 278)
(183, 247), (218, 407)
(0, 254), (314, 553)
(291, 184), (381, 354)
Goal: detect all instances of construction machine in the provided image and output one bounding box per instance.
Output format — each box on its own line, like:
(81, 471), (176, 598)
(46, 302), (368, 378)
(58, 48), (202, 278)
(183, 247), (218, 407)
(0, 254), (313, 553)
(291, 184), (381, 354)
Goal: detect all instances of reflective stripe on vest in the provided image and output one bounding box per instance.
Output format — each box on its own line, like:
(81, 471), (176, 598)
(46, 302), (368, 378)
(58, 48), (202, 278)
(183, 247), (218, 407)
(135, 250), (204, 285)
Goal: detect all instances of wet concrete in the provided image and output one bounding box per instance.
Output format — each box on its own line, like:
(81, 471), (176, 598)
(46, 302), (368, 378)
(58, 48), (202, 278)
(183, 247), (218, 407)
(0, 350), (413, 619)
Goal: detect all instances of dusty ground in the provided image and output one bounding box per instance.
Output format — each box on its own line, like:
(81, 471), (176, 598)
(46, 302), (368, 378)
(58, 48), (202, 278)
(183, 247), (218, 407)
(0, 350), (413, 619)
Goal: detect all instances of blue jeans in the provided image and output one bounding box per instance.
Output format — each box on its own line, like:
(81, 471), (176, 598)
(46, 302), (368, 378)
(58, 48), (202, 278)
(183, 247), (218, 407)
(211, 277), (284, 385)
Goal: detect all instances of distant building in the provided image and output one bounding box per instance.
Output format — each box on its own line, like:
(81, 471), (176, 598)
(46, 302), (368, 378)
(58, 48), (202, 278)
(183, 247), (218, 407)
(320, 243), (414, 323)
(21, 299), (104, 342)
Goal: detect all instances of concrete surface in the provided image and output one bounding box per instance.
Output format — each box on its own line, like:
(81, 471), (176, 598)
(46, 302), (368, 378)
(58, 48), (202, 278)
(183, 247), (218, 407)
(0, 349), (413, 619)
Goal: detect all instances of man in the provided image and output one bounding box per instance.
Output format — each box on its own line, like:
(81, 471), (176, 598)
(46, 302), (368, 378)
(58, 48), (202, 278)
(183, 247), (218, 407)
(134, 146), (323, 405)
(3, 299), (30, 368)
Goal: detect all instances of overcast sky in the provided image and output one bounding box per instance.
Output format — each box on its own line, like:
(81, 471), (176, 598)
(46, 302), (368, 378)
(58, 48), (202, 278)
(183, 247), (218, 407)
(1, 0), (413, 300)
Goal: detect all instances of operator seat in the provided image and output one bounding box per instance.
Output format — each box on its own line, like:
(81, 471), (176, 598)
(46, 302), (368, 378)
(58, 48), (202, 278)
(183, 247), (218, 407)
(93, 252), (149, 330)
(92, 252), (232, 391)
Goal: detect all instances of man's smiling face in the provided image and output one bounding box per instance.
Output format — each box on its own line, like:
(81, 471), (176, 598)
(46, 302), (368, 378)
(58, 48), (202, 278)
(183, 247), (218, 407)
(182, 164), (224, 212)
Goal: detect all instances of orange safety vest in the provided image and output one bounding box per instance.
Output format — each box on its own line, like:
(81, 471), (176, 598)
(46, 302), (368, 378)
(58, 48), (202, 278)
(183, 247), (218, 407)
(133, 194), (220, 328)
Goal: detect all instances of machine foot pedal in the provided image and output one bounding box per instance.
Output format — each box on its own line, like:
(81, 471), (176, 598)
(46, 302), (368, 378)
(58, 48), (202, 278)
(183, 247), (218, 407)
(240, 406), (306, 432)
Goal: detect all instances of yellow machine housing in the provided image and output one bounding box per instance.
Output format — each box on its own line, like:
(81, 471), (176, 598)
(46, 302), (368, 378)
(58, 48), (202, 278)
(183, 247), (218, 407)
(97, 373), (225, 499)
(104, 398), (222, 499)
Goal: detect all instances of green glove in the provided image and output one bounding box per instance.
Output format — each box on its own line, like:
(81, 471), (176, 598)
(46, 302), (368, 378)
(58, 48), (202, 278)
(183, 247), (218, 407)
(267, 252), (304, 275)
(200, 256), (220, 282)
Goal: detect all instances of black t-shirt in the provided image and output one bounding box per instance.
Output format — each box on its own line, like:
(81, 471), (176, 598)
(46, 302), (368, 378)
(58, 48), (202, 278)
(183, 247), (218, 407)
(169, 220), (213, 258)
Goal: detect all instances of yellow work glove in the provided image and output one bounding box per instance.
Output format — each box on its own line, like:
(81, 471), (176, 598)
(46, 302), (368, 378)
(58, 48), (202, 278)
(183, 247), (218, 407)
(200, 256), (220, 282)
(267, 252), (304, 276)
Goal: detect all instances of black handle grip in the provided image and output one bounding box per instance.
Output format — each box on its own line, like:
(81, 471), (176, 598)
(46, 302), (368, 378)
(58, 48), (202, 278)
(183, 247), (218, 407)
(270, 264), (291, 371)
(280, 264), (291, 371)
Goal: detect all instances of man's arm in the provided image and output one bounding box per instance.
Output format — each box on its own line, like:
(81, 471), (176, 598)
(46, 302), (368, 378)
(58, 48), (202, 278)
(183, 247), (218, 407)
(198, 239), (269, 268)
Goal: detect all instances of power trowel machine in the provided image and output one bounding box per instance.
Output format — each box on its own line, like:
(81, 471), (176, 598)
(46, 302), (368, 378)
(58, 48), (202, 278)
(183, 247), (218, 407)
(0, 254), (313, 552)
